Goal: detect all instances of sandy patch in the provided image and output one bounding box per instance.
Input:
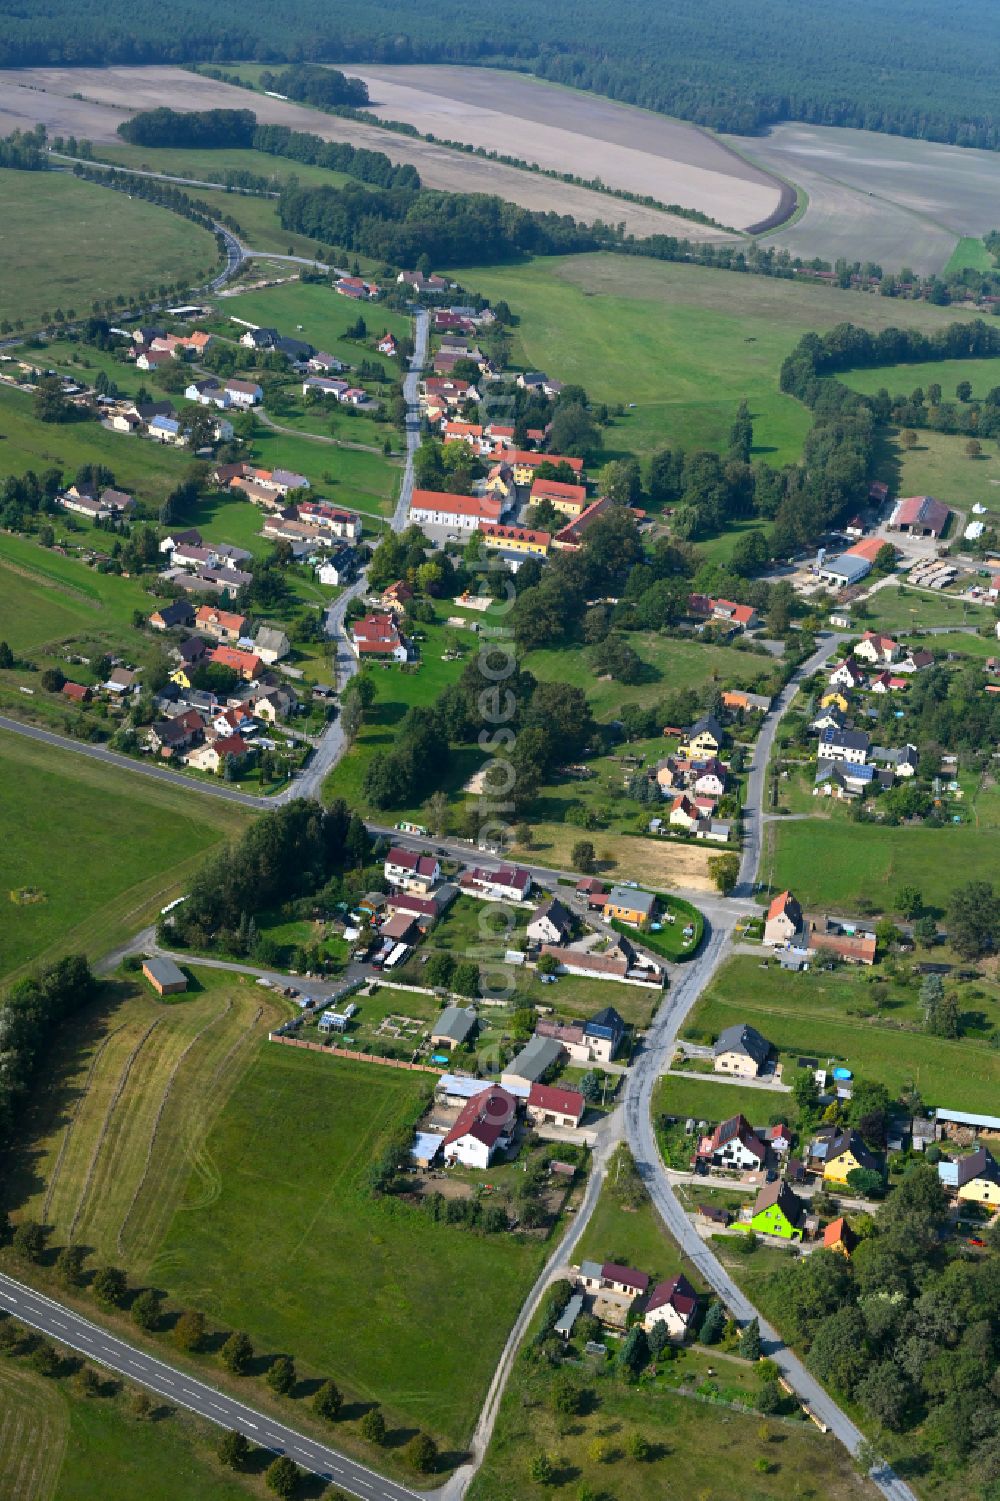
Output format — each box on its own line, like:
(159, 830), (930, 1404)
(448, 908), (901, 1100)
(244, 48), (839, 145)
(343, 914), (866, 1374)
(515, 823), (715, 894)
(0, 65), (736, 242)
(346, 64), (782, 232)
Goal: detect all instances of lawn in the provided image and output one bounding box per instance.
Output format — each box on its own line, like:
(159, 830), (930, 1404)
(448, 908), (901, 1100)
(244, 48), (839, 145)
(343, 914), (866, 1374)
(27, 336), (151, 398)
(681, 956), (1000, 1114)
(858, 581), (992, 633)
(576, 1186), (696, 1287)
(0, 169), (219, 331)
(0, 1354), (256, 1501)
(523, 634), (777, 718)
(0, 735), (249, 982)
(768, 811), (1000, 916)
(655, 1073), (795, 1129)
(841, 354), (1000, 404)
(0, 384), (190, 505)
(452, 252), (977, 462)
(152, 1043), (552, 1448)
(247, 424), (401, 516)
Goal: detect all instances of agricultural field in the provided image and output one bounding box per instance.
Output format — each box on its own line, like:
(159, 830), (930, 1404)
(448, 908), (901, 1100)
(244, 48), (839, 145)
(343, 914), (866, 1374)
(0, 1353), (255, 1501)
(734, 122), (1000, 272)
(150, 1043), (552, 1449)
(0, 737), (248, 981)
(344, 63), (782, 231)
(0, 167), (219, 331)
(0, 384), (189, 505)
(681, 955), (1000, 1113)
(455, 253), (976, 461)
(0, 64), (709, 240)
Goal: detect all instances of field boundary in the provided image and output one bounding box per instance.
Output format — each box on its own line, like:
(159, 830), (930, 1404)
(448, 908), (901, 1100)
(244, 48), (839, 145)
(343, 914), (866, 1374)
(268, 1033), (440, 1073)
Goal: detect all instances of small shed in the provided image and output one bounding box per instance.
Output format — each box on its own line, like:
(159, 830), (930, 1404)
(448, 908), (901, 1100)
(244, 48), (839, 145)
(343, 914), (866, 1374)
(142, 956), (188, 996)
(554, 1293), (584, 1340)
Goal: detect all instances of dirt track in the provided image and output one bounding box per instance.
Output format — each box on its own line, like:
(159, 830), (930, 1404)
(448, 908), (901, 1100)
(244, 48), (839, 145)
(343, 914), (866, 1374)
(346, 64), (783, 231)
(0, 66), (739, 242)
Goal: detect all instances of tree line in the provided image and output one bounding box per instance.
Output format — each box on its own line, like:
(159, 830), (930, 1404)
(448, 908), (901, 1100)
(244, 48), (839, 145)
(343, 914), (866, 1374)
(0, 956), (98, 1151)
(0, 125), (49, 170)
(117, 106), (256, 148)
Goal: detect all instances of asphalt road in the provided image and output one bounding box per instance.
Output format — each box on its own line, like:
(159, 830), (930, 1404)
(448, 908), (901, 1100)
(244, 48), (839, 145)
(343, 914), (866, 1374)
(0, 1272), (419, 1501)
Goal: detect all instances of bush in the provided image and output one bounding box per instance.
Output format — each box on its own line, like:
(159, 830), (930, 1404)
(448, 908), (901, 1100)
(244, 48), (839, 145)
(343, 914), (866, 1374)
(12, 1221), (46, 1262)
(265, 1455), (300, 1498)
(359, 1406), (386, 1445)
(219, 1430), (251, 1470)
(131, 1289), (163, 1332)
(313, 1379), (343, 1422)
(92, 1266), (127, 1307)
(266, 1355), (296, 1395)
(173, 1310), (206, 1353)
(220, 1331), (254, 1375)
(404, 1431), (438, 1473)
(30, 1341), (61, 1377)
(56, 1243), (86, 1287)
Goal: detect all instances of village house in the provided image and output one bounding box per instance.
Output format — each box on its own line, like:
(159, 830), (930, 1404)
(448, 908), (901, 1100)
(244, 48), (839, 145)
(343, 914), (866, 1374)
(441, 1085), (518, 1169)
(814, 760), (878, 800)
(501, 1035), (565, 1090)
(526, 1083), (586, 1130)
(819, 726), (870, 764)
(224, 378), (263, 408)
(429, 1005), (478, 1049)
(938, 1146), (1000, 1208)
(528, 477), (588, 517)
(854, 631), (900, 666)
(296, 501), (363, 540)
(254, 626), (291, 665)
(461, 865), (533, 904)
(384, 846), (441, 894)
(829, 659), (867, 691)
(808, 1128), (880, 1184)
(252, 685), (298, 724)
(526, 896), (574, 946)
(351, 612), (409, 662)
(148, 600), (195, 632)
(642, 1275), (698, 1342)
(186, 734), (250, 775)
(713, 1023), (772, 1079)
(668, 794), (700, 831)
(870, 743), (919, 778)
(603, 885), (656, 929)
(479, 522), (551, 559)
(698, 1114), (766, 1172)
(688, 594), (760, 631)
(807, 919), (877, 966)
(61, 681), (91, 704)
(680, 715), (725, 758)
(195, 606), (246, 644)
(822, 1217), (858, 1257)
(747, 1180), (807, 1241)
(209, 645), (262, 681)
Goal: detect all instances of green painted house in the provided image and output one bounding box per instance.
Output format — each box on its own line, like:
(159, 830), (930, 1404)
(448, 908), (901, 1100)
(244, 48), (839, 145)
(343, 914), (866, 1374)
(747, 1180), (806, 1242)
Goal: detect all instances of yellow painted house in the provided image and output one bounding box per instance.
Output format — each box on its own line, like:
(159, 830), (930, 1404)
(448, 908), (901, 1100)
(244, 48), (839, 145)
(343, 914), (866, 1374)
(947, 1147), (1000, 1208)
(602, 884), (656, 929)
(480, 523), (550, 558)
(815, 1129), (880, 1185)
(820, 690), (850, 712)
(679, 714), (724, 759)
(170, 666), (193, 689)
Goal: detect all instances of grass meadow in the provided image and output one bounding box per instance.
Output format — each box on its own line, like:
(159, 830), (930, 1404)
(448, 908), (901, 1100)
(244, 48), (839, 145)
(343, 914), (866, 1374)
(654, 1072), (796, 1129)
(152, 1042), (551, 1449)
(453, 252), (978, 463)
(0, 1353), (255, 1501)
(681, 956), (1000, 1113)
(859, 581), (993, 632)
(841, 354), (1000, 403)
(0, 736), (249, 981)
(0, 169), (219, 330)
(210, 281), (412, 369)
(98, 141), (356, 194)
(0, 385), (190, 505)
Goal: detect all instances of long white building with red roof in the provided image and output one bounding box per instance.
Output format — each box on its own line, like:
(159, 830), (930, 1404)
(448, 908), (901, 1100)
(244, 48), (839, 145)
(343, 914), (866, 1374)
(408, 488), (504, 533)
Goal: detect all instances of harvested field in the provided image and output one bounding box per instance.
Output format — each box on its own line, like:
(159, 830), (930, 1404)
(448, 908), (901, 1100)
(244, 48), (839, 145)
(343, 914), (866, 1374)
(0, 65), (733, 241)
(343, 64), (784, 231)
(511, 823), (716, 892)
(730, 122), (1000, 273)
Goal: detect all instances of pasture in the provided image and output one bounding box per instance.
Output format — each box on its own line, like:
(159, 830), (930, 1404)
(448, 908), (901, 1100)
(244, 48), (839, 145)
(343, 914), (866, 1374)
(346, 63), (780, 231)
(842, 356), (1000, 403)
(684, 955), (1000, 1113)
(0, 735), (248, 981)
(734, 122), (1000, 272)
(455, 253), (975, 460)
(859, 580), (992, 633)
(212, 281), (411, 367)
(0, 384), (189, 505)
(873, 425), (1000, 513)
(0, 168), (218, 331)
(0, 64), (709, 241)
(98, 140), (356, 192)
(0, 1354), (253, 1501)
(153, 1043), (550, 1447)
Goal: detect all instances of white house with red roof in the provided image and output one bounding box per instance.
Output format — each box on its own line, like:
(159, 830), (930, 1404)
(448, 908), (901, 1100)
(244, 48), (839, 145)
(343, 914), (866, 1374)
(460, 866), (533, 904)
(442, 1086), (518, 1169)
(526, 1083), (585, 1130)
(642, 1274), (698, 1340)
(854, 631), (900, 665)
(828, 658), (866, 690)
(384, 846), (441, 894)
(408, 488), (503, 533)
(763, 890), (803, 946)
(698, 1114), (766, 1172)
(350, 613), (409, 662)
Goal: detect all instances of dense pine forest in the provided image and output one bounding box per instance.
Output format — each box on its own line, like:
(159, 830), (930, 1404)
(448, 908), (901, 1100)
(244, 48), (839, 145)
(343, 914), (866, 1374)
(1, 0), (1000, 152)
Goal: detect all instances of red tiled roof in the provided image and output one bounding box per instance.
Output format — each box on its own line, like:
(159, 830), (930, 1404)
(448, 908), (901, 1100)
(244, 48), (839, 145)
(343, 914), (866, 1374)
(410, 489), (502, 521)
(601, 1262), (650, 1293)
(443, 1086), (518, 1150)
(515, 451), (584, 473)
(767, 890), (798, 922)
(480, 523), (550, 546)
(529, 478), (587, 503)
(528, 1083), (585, 1119)
(646, 1273), (697, 1318)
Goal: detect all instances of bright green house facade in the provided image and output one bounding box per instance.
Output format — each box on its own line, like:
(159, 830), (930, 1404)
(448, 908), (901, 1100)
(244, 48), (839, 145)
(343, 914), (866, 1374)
(748, 1181), (805, 1241)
